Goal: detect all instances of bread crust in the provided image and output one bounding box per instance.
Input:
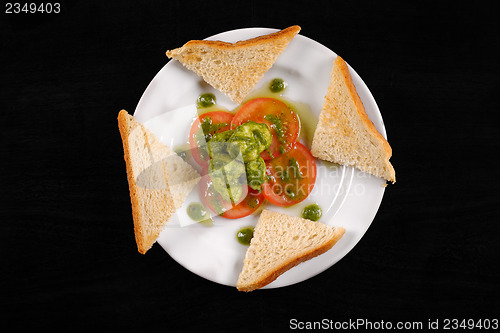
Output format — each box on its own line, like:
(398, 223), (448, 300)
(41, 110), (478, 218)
(117, 110), (175, 254)
(165, 26), (301, 103)
(118, 110), (144, 252)
(236, 209), (346, 292)
(335, 57), (393, 160)
(166, 25), (301, 55)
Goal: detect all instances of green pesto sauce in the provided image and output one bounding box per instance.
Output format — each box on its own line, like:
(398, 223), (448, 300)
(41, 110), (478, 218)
(208, 154), (245, 204)
(265, 148), (275, 159)
(269, 78), (287, 93)
(263, 114), (285, 144)
(245, 194), (261, 209)
(174, 143), (191, 160)
(245, 157), (266, 190)
(197, 93), (216, 108)
(187, 202), (209, 221)
(302, 204), (322, 221)
(228, 121), (272, 163)
(236, 226), (255, 245)
(285, 187), (297, 199)
(205, 121), (271, 199)
(288, 157), (303, 179)
(276, 157), (303, 183)
(200, 116), (229, 142)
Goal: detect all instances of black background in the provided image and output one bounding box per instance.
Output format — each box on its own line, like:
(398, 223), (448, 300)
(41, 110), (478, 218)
(2, 0), (499, 331)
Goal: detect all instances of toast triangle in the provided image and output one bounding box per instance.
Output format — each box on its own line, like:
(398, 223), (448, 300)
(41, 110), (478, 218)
(166, 25), (301, 104)
(236, 209), (345, 291)
(118, 110), (199, 254)
(311, 56), (396, 183)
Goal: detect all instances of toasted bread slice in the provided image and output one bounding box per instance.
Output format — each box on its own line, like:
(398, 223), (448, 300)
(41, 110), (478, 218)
(118, 110), (199, 254)
(236, 209), (345, 292)
(311, 56), (396, 183)
(166, 25), (301, 104)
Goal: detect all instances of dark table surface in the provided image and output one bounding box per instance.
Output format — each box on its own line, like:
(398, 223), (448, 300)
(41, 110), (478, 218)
(2, 0), (499, 331)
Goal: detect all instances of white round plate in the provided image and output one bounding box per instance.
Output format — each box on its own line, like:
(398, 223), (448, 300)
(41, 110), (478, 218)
(134, 28), (387, 288)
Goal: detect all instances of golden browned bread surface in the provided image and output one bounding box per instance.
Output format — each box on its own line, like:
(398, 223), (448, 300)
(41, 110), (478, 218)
(311, 56), (395, 183)
(166, 25), (301, 103)
(117, 110), (199, 254)
(236, 209), (345, 291)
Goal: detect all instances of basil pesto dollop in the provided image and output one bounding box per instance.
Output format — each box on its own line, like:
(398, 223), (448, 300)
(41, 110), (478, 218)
(208, 152), (246, 203)
(245, 157), (266, 190)
(302, 204), (322, 221)
(228, 121), (272, 162)
(187, 202), (208, 221)
(269, 78), (287, 93)
(236, 226), (254, 245)
(206, 121), (272, 199)
(197, 93), (216, 108)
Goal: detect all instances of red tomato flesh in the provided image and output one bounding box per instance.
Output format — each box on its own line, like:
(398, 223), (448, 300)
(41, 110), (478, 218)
(231, 98), (300, 160)
(189, 111), (234, 166)
(262, 142), (316, 207)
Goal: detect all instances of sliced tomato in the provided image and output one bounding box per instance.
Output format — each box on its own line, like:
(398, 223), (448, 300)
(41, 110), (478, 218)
(199, 168), (265, 219)
(231, 98), (300, 160)
(261, 142), (316, 207)
(189, 111), (234, 166)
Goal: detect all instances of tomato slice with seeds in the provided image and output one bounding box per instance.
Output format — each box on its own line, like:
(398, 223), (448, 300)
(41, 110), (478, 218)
(199, 168), (265, 219)
(189, 111), (234, 166)
(231, 98), (300, 160)
(261, 142), (316, 207)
